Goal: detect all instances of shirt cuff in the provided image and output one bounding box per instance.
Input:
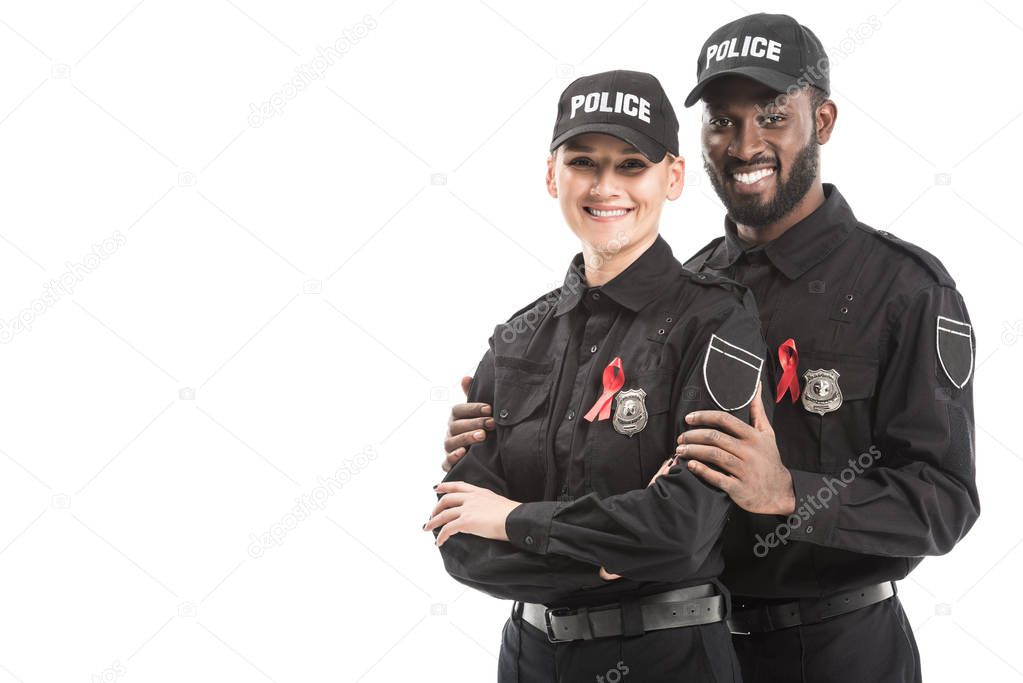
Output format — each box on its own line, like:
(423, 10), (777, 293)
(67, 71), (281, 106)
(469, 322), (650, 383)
(787, 469), (841, 546)
(506, 501), (560, 554)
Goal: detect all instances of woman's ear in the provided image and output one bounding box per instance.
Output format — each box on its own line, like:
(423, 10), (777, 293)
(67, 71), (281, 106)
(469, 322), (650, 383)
(666, 154), (686, 201)
(546, 153), (558, 198)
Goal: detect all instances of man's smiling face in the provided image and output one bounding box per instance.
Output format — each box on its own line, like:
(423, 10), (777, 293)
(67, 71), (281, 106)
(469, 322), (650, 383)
(701, 75), (828, 231)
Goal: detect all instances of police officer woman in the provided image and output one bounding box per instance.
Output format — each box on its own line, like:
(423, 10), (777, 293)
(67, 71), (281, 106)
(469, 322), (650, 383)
(423, 70), (768, 682)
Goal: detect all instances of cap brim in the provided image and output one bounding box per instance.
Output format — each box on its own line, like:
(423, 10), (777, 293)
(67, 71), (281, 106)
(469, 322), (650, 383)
(683, 66), (801, 108)
(550, 123), (667, 163)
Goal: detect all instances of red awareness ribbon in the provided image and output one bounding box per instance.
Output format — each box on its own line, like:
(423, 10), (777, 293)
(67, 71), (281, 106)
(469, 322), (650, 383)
(775, 338), (800, 404)
(583, 357), (625, 422)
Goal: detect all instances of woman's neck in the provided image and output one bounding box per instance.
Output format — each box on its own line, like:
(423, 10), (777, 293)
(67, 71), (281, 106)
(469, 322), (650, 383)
(581, 232), (659, 287)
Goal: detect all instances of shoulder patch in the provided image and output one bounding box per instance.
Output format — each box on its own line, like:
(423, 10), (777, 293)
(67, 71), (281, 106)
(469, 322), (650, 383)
(865, 224), (956, 288)
(936, 315), (974, 388)
(703, 334), (764, 411)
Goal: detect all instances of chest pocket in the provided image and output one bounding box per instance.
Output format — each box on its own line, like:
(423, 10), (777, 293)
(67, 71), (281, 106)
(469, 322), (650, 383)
(799, 353), (879, 473)
(588, 369), (673, 496)
(493, 356), (554, 496)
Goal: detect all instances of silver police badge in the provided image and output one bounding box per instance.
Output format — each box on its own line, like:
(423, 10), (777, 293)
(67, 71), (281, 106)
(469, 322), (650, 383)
(802, 369), (843, 415)
(613, 388), (648, 436)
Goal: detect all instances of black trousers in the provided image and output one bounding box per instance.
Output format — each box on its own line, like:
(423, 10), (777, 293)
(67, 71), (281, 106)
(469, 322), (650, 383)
(731, 596), (921, 683)
(497, 603), (741, 683)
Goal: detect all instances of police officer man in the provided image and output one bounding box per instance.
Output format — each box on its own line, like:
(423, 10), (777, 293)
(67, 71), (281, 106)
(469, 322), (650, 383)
(442, 14), (979, 683)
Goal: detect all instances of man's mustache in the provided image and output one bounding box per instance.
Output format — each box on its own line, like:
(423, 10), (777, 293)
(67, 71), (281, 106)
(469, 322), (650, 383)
(722, 155), (780, 175)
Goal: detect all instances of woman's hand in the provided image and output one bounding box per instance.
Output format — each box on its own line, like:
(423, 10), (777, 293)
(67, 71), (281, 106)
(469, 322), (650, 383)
(424, 482), (521, 547)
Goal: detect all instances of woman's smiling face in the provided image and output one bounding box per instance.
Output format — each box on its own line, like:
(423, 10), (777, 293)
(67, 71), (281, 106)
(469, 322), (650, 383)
(547, 133), (684, 255)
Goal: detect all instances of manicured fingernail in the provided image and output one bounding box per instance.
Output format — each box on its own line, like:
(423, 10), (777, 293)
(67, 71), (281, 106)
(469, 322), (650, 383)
(422, 523), (427, 529)
(474, 430), (485, 440)
(433, 484), (439, 490)
(481, 405), (492, 415)
(675, 445), (683, 453)
(685, 413), (695, 423)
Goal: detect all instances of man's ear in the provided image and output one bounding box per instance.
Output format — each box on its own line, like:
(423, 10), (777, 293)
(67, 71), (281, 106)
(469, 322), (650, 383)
(546, 153), (558, 198)
(666, 155), (686, 201)
(817, 100), (837, 145)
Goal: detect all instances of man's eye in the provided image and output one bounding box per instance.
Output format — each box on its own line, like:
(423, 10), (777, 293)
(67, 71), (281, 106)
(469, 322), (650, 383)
(619, 159), (647, 170)
(569, 158), (594, 167)
(762, 115), (785, 125)
(709, 117), (733, 128)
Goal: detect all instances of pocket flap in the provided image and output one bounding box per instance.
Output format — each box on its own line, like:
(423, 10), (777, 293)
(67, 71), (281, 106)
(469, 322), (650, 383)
(798, 353), (878, 401)
(622, 369), (673, 415)
(494, 380), (550, 426)
(493, 356), (554, 426)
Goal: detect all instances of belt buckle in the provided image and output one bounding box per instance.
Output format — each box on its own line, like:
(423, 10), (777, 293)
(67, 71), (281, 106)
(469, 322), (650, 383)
(544, 607), (571, 644)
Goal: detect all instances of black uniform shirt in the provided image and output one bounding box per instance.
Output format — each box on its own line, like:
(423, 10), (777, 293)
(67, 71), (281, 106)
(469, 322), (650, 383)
(685, 184), (980, 599)
(438, 235), (767, 607)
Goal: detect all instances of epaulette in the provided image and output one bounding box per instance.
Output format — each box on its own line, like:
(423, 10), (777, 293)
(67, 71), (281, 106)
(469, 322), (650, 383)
(682, 267), (749, 299)
(863, 224), (956, 288)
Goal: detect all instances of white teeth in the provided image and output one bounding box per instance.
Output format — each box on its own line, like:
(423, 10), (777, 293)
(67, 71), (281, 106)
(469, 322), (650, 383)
(733, 168), (775, 185)
(586, 208), (630, 217)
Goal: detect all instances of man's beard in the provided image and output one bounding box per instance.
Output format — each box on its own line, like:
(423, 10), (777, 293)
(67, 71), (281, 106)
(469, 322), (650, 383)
(704, 135), (819, 229)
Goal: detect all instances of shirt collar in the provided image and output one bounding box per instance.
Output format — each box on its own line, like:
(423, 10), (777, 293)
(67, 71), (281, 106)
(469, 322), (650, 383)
(555, 234), (678, 316)
(707, 184), (856, 280)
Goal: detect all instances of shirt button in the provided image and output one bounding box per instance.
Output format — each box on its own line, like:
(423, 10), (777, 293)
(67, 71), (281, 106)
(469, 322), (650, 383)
(524, 535), (534, 545)
(499, 408), (509, 419)
(845, 294), (854, 301)
(665, 317), (673, 323)
(805, 525), (814, 534)
(590, 345), (598, 353)
(840, 307), (849, 315)
(591, 292), (600, 300)
(567, 410), (576, 421)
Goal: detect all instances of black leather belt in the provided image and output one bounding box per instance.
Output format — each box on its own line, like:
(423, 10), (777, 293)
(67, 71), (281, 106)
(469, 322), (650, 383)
(516, 583), (725, 644)
(728, 581), (896, 634)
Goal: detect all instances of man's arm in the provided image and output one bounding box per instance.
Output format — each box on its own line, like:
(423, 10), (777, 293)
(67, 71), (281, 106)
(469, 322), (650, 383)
(442, 376), (494, 472)
(787, 284), (980, 556)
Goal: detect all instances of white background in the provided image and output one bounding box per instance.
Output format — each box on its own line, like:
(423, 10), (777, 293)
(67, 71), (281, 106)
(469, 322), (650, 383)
(0, 1), (1019, 681)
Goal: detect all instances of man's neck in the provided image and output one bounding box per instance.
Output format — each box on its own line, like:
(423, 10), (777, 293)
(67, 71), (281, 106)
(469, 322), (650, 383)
(736, 182), (826, 246)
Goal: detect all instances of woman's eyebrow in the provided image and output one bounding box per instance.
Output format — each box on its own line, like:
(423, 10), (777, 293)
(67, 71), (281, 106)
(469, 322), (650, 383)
(564, 142), (594, 152)
(562, 142), (641, 155)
